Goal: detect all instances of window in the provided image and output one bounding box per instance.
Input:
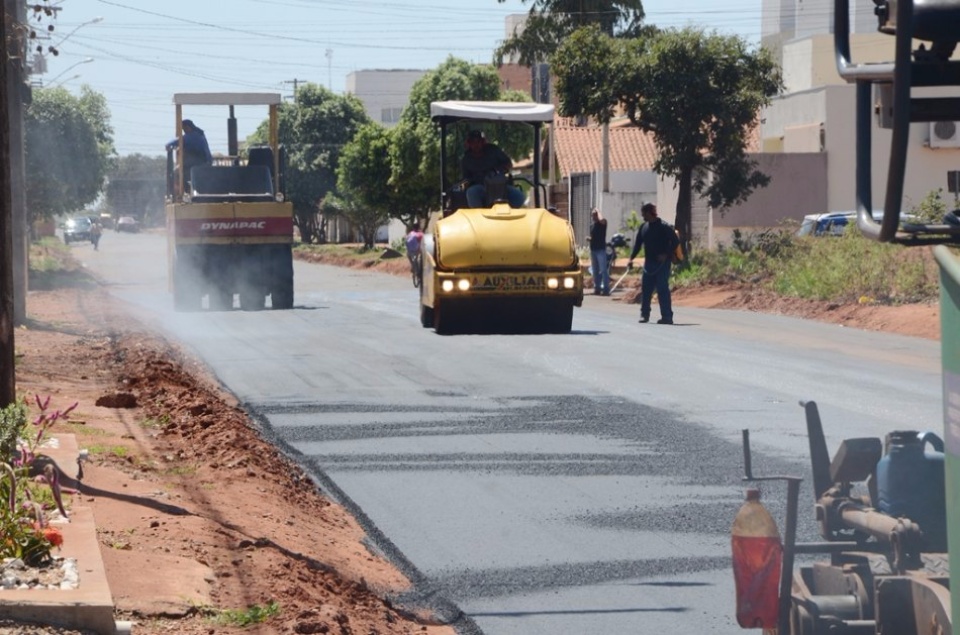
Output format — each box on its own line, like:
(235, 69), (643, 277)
(381, 107), (402, 124)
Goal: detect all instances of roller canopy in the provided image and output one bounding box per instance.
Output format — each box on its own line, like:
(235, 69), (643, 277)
(430, 101), (555, 124)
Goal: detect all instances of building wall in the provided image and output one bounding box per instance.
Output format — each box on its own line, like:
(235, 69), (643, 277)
(345, 70), (426, 128)
(762, 0), (880, 55)
(764, 81), (960, 217)
(715, 153), (827, 229)
(498, 64), (532, 96)
(781, 34), (895, 93)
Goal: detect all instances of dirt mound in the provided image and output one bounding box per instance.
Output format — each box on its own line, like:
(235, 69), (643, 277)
(15, 286), (455, 635)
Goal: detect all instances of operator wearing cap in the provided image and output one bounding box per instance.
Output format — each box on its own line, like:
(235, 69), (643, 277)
(461, 130), (525, 208)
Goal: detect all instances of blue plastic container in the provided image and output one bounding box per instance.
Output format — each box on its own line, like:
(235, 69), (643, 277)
(876, 430), (947, 550)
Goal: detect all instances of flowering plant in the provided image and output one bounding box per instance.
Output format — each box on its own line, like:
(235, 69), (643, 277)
(0, 395), (76, 565)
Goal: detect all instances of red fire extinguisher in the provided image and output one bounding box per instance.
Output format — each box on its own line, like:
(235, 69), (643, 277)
(731, 488), (782, 628)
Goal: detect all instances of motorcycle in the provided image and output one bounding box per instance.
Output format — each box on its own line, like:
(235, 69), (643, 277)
(605, 232), (629, 279)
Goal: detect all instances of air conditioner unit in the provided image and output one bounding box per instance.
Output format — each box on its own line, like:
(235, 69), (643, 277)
(929, 121), (960, 148)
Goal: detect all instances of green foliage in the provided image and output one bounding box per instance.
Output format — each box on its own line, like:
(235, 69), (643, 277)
(105, 154), (167, 226)
(675, 229), (939, 305)
(202, 601), (281, 627)
(337, 123), (396, 248)
(622, 210), (642, 233)
(247, 84), (372, 244)
(494, 0), (649, 66)
(25, 86), (117, 223)
(0, 396), (76, 566)
(389, 57), (534, 219)
(910, 188), (949, 224)
(552, 25), (633, 123)
(773, 229), (938, 303)
(551, 26), (783, 258)
(0, 400), (28, 467)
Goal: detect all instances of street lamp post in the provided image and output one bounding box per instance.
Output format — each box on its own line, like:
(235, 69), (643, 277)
(47, 57), (93, 85)
(51, 74), (81, 88)
(53, 16), (103, 50)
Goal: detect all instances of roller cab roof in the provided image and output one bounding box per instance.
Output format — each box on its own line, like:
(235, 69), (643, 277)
(430, 101), (554, 125)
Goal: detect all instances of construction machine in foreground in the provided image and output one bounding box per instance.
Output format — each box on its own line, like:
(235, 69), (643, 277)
(419, 101), (583, 334)
(736, 1), (960, 632)
(165, 93), (294, 312)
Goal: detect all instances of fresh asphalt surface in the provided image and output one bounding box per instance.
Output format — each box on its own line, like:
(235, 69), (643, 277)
(72, 231), (942, 634)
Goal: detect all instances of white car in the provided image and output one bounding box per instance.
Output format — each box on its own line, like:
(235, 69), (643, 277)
(797, 210), (914, 237)
(116, 216), (140, 233)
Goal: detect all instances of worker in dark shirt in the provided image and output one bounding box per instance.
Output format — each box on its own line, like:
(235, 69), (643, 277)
(461, 130), (525, 208)
(166, 119), (213, 190)
(627, 202), (680, 324)
(589, 208), (610, 295)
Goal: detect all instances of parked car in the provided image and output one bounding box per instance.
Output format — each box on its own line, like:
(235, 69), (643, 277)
(116, 216), (140, 233)
(797, 212), (855, 237)
(62, 216), (93, 244)
(797, 210), (914, 237)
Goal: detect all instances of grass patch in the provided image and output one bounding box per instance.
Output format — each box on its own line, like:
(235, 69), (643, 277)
(85, 444), (130, 459)
(297, 230), (945, 306)
(64, 422), (110, 437)
(198, 602), (281, 627)
(675, 227), (941, 305)
(140, 415), (170, 430)
(28, 238), (98, 290)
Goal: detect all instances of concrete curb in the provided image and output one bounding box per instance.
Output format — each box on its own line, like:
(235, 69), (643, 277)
(0, 434), (120, 634)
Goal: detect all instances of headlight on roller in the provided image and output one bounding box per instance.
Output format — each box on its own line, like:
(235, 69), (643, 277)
(442, 280), (454, 292)
(547, 278), (559, 289)
(457, 279), (471, 291)
(563, 277), (576, 289)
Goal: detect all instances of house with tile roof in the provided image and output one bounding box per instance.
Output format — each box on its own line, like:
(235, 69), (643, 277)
(551, 118), (658, 245)
(549, 114), (827, 249)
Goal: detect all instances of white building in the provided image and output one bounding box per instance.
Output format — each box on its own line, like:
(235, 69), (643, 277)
(760, 0), (960, 219)
(345, 69), (426, 128)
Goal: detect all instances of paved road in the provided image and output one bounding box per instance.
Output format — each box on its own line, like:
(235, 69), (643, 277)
(72, 231), (942, 634)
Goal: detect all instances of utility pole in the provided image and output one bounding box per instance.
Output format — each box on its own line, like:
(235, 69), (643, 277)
(0, 0), (16, 405)
(6, 0), (28, 325)
(283, 78), (305, 104)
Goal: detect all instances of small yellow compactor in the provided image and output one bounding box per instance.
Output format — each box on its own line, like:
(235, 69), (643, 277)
(420, 101), (583, 334)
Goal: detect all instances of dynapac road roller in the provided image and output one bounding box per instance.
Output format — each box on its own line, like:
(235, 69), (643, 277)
(165, 93), (294, 311)
(420, 101), (583, 334)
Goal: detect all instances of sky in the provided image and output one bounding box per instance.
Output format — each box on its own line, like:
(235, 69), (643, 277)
(33, 0), (763, 156)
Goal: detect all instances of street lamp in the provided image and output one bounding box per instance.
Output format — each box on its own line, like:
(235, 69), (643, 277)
(51, 74), (81, 88)
(47, 57), (93, 85)
(53, 16), (103, 49)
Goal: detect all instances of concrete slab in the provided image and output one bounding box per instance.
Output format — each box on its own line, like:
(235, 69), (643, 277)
(0, 434), (118, 634)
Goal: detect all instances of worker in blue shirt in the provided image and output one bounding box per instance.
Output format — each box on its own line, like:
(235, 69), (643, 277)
(166, 119), (212, 189)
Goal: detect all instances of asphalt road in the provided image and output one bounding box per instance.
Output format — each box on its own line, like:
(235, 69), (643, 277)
(72, 231), (942, 634)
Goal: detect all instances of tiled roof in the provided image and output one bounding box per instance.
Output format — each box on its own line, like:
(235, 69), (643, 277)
(552, 116), (761, 178)
(553, 118), (658, 177)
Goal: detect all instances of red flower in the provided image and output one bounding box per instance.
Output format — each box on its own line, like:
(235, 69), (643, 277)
(41, 526), (63, 548)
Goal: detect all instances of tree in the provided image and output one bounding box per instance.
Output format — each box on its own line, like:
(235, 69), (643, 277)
(336, 123), (394, 248)
(248, 84), (371, 244)
(552, 27), (783, 254)
(104, 154), (166, 225)
(549, 24), (626, 124)
(389, 56), (536, 223)
(494, 0), (647, 67)
(24, 86), (116, 223)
